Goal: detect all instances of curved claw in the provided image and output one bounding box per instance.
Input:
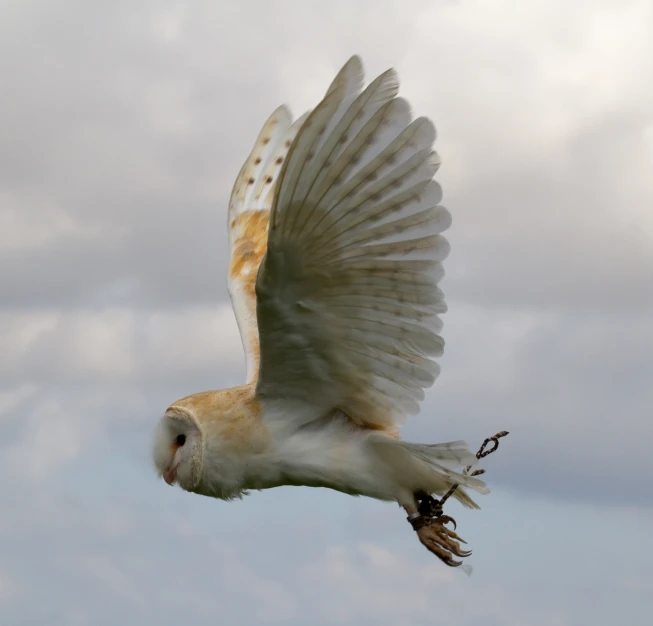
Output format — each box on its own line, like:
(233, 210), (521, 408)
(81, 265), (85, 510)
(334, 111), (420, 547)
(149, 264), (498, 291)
(416, 522), (472, 568)
(438, 515), (457, 530)
(418, 533), (455, 565)
(445, 529), (467, 544)
(448, 541), (472, 558)
(436, 529), (471, 558)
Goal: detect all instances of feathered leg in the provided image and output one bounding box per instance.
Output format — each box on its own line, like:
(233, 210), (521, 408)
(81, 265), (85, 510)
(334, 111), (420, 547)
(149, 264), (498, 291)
(404, 431), (509, 569)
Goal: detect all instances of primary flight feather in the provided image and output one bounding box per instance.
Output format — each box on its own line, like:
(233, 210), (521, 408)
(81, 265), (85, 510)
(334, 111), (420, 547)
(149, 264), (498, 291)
(152, 55), (503, 569)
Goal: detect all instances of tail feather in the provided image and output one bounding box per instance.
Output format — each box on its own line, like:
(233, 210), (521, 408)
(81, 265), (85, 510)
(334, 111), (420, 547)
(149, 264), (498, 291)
(371, 435), (489, 510)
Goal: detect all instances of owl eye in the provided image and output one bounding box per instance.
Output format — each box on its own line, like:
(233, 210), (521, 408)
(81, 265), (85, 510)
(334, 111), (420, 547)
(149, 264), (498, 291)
(176, 434), (186, 446)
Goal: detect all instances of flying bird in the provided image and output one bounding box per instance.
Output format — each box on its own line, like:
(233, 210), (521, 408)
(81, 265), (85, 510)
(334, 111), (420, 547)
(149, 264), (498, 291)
(153, 55), (506, 569)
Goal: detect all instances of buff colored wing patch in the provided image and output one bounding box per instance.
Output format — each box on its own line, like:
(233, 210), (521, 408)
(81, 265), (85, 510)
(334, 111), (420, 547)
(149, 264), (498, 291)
(227, 106), (308, 383)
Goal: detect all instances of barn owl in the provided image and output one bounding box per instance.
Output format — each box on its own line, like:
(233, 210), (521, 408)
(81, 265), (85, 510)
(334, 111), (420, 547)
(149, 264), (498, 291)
(152, 55), (506, 569)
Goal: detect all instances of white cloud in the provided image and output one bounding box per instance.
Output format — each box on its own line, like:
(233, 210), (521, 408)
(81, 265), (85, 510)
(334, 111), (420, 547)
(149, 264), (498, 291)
(300, 542), (572, 626)
(0, 383), (37, 414)
(0, 197), (105, 252)
(4, 393), (90, 480)
(0, 304), (243, 382)
(0, 303), (245, 480)
(78, 554), (147, 609)
(302, 543), (455, 623)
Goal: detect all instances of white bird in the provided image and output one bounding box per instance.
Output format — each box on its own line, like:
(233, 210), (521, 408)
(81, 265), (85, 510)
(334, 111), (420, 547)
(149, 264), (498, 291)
(152, 55), (504, 569)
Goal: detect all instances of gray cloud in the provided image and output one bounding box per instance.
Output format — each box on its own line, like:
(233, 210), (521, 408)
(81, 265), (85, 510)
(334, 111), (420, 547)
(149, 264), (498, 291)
(407, 305), (653, 505)
(4, 0), (650, 311)
(2, 0), (653, 624)
(1, 0), (650, 501)
(0, 456), (650, 625)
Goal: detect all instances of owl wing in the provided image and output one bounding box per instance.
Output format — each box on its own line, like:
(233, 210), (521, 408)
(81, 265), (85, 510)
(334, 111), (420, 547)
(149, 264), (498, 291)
(227, 105), (308, 383)
(254, 56), (451, 431)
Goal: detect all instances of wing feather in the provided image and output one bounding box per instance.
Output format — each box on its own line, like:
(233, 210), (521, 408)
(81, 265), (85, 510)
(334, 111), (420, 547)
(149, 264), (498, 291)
(254, 56), (451, 430)
(227, 106), (307, 383)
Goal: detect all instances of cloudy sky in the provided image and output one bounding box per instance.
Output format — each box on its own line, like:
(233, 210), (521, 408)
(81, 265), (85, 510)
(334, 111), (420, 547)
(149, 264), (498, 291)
(2, 0), (652, 624)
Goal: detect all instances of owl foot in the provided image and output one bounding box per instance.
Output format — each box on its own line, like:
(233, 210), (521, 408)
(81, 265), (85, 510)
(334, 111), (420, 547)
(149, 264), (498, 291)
(406, 430), (509, 568)
(408, 512), (471, 568)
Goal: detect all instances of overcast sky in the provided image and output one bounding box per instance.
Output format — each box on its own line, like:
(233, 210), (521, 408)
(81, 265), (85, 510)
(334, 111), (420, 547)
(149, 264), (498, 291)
(1, 0), (652, 624)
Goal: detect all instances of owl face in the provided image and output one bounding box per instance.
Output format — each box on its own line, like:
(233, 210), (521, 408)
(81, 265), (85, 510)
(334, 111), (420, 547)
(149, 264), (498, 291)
(152, 408), (204, 491)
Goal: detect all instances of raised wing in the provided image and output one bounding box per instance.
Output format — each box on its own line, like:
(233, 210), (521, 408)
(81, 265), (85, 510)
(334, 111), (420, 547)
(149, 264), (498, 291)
(255, 56), (451, 431)
(227, 106), (308, 383)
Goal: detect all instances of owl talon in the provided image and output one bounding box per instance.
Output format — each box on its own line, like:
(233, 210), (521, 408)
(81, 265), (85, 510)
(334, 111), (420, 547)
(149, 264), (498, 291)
(413, 515), (472, 567)
(437, 514), (457, 530)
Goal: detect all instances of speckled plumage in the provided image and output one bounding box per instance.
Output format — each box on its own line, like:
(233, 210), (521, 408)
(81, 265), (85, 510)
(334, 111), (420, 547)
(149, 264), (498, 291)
(152, 56), (493, 570)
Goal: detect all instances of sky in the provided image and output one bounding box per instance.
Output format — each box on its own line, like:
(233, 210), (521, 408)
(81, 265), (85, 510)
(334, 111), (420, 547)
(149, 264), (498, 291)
(1, 0), (652, 624)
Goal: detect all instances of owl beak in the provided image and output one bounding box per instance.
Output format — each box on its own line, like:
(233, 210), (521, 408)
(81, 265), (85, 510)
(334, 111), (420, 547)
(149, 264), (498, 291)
(163, 464), (178, 486)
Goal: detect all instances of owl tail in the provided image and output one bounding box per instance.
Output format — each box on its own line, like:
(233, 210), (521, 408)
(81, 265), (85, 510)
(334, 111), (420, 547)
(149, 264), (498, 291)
(371, 436), (489, 510)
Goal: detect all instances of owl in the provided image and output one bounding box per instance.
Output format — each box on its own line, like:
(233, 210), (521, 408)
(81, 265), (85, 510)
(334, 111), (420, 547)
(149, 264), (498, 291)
(152, 55), (506, 570)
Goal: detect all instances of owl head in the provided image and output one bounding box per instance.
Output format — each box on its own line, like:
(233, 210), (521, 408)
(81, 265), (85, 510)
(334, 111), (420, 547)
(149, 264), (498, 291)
(152, 406), (204, 491)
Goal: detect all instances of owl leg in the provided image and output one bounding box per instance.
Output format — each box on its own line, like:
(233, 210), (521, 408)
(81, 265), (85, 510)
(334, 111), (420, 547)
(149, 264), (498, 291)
(405, 494), (471, 568)
(404, 430), (509, 568)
